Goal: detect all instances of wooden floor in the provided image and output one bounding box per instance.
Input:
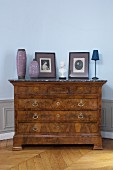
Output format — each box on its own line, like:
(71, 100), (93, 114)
(0, 139), (113, 170)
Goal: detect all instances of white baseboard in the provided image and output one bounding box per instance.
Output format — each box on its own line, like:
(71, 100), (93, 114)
(0, 132), (14, 140)
(101, 131), (113, 139)
(0, 131), (113, 140)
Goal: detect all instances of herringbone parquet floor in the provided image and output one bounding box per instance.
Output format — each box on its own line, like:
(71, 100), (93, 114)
(0, 138), (113, 170)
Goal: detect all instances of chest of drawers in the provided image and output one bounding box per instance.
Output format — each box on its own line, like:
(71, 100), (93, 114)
(9, 79), (106, 150)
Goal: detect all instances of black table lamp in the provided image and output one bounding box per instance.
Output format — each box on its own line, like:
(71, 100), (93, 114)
(91, 50), (99, 80)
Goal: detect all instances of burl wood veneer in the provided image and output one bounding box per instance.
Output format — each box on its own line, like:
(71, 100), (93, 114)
(9, 79), (106, 150)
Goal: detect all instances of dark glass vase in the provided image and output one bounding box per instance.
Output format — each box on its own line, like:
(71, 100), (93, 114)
(16, 49), (26, 79)
(29, 59), (39, 79)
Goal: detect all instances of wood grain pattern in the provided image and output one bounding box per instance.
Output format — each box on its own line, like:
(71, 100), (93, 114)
(9, 80), (107, 150)
(17, 111), (98, 122)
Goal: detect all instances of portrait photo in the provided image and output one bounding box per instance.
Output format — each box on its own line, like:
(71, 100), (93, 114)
(73, 58), (85, 73)
(40, 58), (51, 73)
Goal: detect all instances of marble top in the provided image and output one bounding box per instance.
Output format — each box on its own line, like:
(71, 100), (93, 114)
(9, 78), (107, 83)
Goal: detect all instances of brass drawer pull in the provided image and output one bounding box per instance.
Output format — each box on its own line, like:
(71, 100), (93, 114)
(56, 114), (60, 118)
(56, 102), (60, 106)
(32, 127), (38, 131)
(32, 100), (38, 107)
(56, 126), (60, 129)
(33, 113), (39, 119)
(78, 113), (84, 119)
(78, 100), (84, 107)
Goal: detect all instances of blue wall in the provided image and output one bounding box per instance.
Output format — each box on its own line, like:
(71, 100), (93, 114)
(0, 0), (113, 99)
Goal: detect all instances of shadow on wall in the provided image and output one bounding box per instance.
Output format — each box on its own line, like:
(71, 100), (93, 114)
(102, 83), (113, 100)
(25, 54), (33, 79)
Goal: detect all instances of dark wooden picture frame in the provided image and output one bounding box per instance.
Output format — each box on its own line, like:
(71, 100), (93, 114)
(35, 52), (56, 78)
(68, 52), (89, 79)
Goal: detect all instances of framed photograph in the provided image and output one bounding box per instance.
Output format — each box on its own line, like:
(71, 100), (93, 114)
(68, 52), (89, 79)
(35, 52), (56, 78)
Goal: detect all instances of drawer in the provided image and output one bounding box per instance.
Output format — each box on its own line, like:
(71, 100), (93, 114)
(70, 86), (100, 94)
(18, 122), (99, 134)
(17, 98), (98, 110)
(15, 84), (100, 96)
(17, 111), (98, 122)
(15, 86), (48, 95)
(15, 85), (70, 96)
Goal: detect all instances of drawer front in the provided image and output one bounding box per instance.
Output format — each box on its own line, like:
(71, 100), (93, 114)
(18, 122), (99, 134)
(17, 98), (98, 110)
(15, 86), (48, 95)
(17, 111), (98, 122)
(70, 86), (100, 94)
(15, 85), (70, 96)
(15, 85), (100, 96)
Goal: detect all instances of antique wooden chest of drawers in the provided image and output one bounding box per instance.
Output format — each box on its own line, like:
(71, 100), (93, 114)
(9, 79), (106, 150)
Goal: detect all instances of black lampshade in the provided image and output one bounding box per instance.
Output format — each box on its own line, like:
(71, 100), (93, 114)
(91, 50), (99, 61)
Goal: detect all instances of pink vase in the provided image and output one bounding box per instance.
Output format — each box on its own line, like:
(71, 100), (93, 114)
(16, 49), (26, 79)
(29, 59), (39, 79)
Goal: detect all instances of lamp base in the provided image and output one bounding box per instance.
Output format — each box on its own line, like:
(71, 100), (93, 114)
(92, 77), (99, 80)
(59, 77), (66, 80)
